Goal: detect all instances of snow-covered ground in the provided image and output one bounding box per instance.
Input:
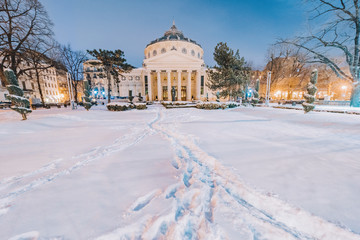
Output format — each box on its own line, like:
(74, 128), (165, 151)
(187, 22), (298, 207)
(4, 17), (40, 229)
(0, 105), (359, 239)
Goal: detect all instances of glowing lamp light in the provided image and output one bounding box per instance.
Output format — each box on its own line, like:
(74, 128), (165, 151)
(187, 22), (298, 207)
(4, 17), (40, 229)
(102, 91), (105, 95)
(342, 86), (347, 90)
(94, 90), (98, 94)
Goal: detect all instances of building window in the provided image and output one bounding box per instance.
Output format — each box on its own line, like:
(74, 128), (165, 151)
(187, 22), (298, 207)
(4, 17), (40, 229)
(93, 74), (97, 78)
(148, 52), (150, 58)
(182, 48), (187, 54)
(129, 76), (133, 81)
(31, 83), (35, 89)
(122, 76), (126, 80)
(135, 76), (140, 80)
(191, 50), (195, 56)
(86, 67), (90, 72)
(22, 81), (26, 90)
(153, 50), (157, 56)
(198, 53), (200, 58)
(161, 48), (166, 54)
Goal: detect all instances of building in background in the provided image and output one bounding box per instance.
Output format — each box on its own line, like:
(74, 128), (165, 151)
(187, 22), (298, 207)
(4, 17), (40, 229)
(0, 63), (72, 104)
(84, 22), (211, 101)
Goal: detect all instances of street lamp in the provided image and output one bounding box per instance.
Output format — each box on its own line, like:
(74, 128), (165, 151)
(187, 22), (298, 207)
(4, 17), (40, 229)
(342, 85), (347, 100)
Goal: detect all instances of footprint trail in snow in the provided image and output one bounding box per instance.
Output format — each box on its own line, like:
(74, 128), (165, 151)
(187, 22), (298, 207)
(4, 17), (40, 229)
(96, 107), (360, 240)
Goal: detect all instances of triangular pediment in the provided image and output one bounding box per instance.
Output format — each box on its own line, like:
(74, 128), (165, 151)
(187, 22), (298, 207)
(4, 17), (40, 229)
(144, 51), (204, 65)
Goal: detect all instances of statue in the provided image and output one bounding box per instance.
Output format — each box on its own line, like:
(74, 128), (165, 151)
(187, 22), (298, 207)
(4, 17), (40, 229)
(138, 93), (143, 102)
(128, 90), (134, 103)
(171, 86), (176, 101)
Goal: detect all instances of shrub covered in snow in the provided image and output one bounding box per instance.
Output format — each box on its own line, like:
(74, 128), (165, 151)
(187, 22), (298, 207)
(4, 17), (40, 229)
(196, 101), (240, 110)
(107, 102), (132, 111)
(162, 101), (191, 106)
(134, 103), (147, 110)
(107, 102), (147, 111)
(303, 69), (318, 113)
(5, 69), (32, 120)
(196, 102), (226, 110)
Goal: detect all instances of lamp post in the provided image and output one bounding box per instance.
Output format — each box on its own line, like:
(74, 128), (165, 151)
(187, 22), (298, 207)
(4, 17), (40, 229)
(342, 85), (347, 100)
(265, 71), (271, 106)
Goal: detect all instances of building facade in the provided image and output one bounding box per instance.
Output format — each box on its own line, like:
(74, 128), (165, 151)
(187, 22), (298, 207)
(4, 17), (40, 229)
(0, 64), (67, 104)
(84, 22), (213, 101)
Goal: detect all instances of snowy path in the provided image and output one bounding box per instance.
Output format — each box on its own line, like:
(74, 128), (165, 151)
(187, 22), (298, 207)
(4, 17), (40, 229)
(96, 106), (360, 240)
(1, 106), (360, 239)
(0, 113), (156, 218)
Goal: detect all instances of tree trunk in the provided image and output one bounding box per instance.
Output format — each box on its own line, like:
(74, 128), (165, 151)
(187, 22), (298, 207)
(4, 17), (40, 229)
(0, 68), (7, 87)
(72, 81), (79, 104)
(350, 82), (360, 107)
(35, 69), (45, 106)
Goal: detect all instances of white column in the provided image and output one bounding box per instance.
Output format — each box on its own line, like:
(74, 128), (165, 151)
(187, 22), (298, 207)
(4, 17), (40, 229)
(187, 71), (192, 101)
(177, 70), (181, 101)
(157, 71), (161, 101)
(167, 71), (171, 101)
(196, 70), (201, 100)
(147, 71), (152, 101)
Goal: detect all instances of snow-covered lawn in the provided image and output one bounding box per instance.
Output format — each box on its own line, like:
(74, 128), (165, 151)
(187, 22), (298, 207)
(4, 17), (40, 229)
(0, 105), (359, 239)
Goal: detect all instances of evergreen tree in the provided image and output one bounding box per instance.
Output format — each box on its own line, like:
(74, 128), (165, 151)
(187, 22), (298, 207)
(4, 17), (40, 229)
(83, 80), (93, 111)
(207, 42), (251, 101)
(303, 69), (318, 113)
(87, 49), (133, 103)
(5, 69), (32, 120)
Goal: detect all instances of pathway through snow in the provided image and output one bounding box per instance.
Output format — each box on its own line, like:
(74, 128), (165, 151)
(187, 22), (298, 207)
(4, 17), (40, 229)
(95, 106), (360, 240)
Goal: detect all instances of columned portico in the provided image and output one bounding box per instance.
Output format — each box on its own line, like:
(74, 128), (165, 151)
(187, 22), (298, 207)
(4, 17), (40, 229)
(177, 71), (181, 101)
(157, 71), (161, 101)
(142, 23), (206, 102)
(167, 71), (171, 101)
(196, 70), (201, 100)
(187, 71), (192, 101)
(147, 71), (152, 101)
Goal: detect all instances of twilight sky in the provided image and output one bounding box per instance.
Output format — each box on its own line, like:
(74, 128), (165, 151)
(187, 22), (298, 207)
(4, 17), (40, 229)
(42, 0), (307, 69)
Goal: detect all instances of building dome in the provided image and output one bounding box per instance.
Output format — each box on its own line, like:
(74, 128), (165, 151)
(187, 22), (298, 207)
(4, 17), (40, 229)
(144, 21), (204, 60)
(146, 21), (201, 48)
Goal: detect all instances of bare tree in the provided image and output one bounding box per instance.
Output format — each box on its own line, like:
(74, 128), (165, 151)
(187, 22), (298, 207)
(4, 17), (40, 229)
(0, 0), (54, 85)
(280, 0), (360, 107)
(22, 38), (59, 105)
(264, 44), (310, 99)
(59, 45), (88, 103)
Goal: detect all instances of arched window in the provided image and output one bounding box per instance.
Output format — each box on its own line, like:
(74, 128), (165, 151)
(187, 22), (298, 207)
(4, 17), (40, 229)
(198, 52), (200, 58)
(161, 48), (166, 54)
(148, 52), (150, 58)
(153, 50), (157, 56)
(191, 50), (195, 56)
(182, 48), (187, 54)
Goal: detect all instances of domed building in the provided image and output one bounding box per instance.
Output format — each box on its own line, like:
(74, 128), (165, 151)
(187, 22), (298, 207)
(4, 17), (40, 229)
(84, 22), (209, 101)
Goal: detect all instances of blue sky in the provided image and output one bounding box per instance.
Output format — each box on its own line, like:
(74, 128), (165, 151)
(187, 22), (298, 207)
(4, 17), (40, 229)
(42, 0), (307, 69)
